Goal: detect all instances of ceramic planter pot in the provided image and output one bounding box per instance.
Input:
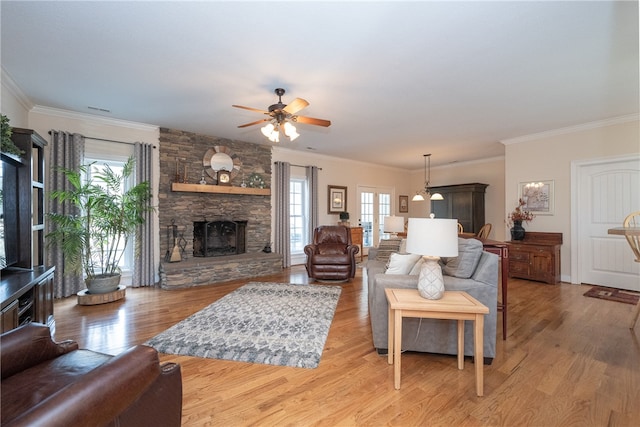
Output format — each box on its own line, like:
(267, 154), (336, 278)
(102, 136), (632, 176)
(86, 274), (121, 294)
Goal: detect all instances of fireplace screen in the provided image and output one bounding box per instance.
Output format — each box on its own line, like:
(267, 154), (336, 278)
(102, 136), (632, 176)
(193, 220), (247, 257)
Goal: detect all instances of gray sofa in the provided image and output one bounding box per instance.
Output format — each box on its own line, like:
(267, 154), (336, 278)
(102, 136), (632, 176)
(367, 238), (499, 362)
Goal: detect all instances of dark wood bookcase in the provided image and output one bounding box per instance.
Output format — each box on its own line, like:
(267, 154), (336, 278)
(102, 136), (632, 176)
(1, 128), (55, 332)
(430, 183), (488, 234)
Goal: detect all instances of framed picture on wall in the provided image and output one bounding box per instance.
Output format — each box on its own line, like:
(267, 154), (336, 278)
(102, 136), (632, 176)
(399, 195), (409, 213)
(328, 185), (347, 214)
(519, 180), (554, 215)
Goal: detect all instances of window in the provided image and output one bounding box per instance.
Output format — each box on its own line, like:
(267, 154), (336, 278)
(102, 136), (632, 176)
(84, 157), (133, 274)
(290, 178), (307, 255)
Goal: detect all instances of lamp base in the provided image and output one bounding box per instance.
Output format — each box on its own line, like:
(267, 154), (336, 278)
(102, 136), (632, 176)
(417, 256), (445, 300)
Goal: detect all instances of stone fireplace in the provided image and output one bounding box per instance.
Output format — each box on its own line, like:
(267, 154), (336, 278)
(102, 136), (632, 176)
(193, 220), (247, 257)
(158, 127), (282, 289)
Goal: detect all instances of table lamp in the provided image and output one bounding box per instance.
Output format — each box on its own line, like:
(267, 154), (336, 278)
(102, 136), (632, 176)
(383, 215), (405, 238)
(406, 216), (459, 299)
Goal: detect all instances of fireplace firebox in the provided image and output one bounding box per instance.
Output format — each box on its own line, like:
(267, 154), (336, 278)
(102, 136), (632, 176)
(193, 220), (247, 257)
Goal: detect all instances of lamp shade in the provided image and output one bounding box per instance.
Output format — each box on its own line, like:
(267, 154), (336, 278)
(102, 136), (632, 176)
(406, 218), (459, 257)
(383, 216), (405, 233)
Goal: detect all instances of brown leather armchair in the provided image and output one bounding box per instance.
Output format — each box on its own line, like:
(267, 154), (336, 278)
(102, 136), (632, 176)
(1, 323), (182, 427)
(304, 225), (359, 281)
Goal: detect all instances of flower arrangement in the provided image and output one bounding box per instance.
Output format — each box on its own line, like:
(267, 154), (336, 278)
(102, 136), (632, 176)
(508, 198), (534, 225)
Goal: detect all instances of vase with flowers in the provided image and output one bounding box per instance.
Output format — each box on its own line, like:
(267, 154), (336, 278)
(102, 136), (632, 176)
(508, 198), (534, 241)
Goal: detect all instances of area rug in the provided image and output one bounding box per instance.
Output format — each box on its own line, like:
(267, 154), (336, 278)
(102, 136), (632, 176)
(583, 286), (640, 305)
(145, 282), (341, 368)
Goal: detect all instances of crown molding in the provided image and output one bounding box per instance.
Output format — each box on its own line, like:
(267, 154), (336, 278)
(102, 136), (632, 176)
(30, 105), (159, 132)
(1, 67), (34, 112)
(273, 146), (408, 173)
(500, 114), (640, 145)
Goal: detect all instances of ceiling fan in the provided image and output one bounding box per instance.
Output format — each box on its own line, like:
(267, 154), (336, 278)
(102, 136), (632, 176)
(232, 88), (331, 142)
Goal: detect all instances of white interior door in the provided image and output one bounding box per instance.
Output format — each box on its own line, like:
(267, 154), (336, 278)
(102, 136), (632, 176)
(577, 156), (640, 290)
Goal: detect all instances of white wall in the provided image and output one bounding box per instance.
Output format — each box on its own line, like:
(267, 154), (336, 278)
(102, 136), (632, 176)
(272, 147), (413, 228)
(426, 157), (506, 240)
(504, 116), (640, 282)
(1, 69), (30, 127)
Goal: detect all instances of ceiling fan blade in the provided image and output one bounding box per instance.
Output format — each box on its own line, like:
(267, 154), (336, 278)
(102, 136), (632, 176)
(294, 115), (332, 127)
(283, 98), (309, 114)
(237, 118), (270, 128)
(232, 104), (269, 114)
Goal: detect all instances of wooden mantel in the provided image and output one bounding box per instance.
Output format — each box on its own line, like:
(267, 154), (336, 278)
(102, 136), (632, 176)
(171, 183), (270, 196)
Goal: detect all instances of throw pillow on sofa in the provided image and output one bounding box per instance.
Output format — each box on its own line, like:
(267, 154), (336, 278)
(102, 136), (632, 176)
(375, 238), (403, 262)
(385, 252), (422, 274)
(442, 238), (483, 278)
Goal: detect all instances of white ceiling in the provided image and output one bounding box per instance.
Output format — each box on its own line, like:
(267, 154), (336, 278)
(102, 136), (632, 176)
(1, 1), (638, 170)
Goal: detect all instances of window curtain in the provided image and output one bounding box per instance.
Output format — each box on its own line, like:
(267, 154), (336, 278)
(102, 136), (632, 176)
(306, 165), (319, 243)
(46, 131), (85, 298)
(133, 142), (156, 287)
(274, 161), (291, 268)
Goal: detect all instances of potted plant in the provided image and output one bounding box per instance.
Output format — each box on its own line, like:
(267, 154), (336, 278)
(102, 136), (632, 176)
(46, 157), (154, 293)
(507, 198), (534, 240)
(339, 211), (350, 226)
(1, 114), (24, 158)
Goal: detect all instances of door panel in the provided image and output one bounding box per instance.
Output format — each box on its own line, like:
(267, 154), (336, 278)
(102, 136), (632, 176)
(357, 186), (393, 252)
(579, 157), (640, 290)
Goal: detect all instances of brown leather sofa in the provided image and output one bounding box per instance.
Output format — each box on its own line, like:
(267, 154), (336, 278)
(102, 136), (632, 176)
(304, 225), (359, 281)
(1, 323), (182, 427)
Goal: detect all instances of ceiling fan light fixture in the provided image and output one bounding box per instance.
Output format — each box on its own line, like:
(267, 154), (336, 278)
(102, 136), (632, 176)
(412, 193), (425, 202)
(283, 122), (300, 141)
(261, 123), (275, 137)
(234, 88), (331, 142)
(430, 192), (444, 201)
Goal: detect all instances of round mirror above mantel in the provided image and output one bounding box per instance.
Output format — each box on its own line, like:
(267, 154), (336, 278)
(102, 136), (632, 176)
(202, 146), (242, 181)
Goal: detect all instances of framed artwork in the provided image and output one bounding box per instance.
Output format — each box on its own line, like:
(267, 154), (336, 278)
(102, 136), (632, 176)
(328, 185), (347, 214)
(399, 195), (409, 213)
(519, 180), (554, 215)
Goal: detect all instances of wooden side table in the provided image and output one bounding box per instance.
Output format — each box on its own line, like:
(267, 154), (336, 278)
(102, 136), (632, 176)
(349, 227), (363, 262)
(385, 288), (489, 396)
(460, 236), (509, 340)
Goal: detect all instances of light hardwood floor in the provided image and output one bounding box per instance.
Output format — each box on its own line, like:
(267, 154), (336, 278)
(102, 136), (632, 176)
(53, 264), (640, 426)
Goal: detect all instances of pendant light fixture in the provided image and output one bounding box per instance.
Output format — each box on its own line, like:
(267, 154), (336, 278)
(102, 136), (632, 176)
(412, 153), (443, 201)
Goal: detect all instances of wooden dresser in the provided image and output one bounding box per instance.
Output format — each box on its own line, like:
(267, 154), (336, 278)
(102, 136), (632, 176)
(507, 232), (562, 284)
(349, 227), (363, 262)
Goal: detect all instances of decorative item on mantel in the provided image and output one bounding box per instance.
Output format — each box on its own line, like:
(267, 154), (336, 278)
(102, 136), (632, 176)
(508, 198), (534, 241)
(339, 212), (350, 227)
(247, 172), (266, 188)
(174, 158), (182, 183)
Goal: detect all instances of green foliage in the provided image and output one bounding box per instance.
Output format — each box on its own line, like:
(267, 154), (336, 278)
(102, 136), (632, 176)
(0, 114), (24, 157)
(46, 157), (154, 279)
